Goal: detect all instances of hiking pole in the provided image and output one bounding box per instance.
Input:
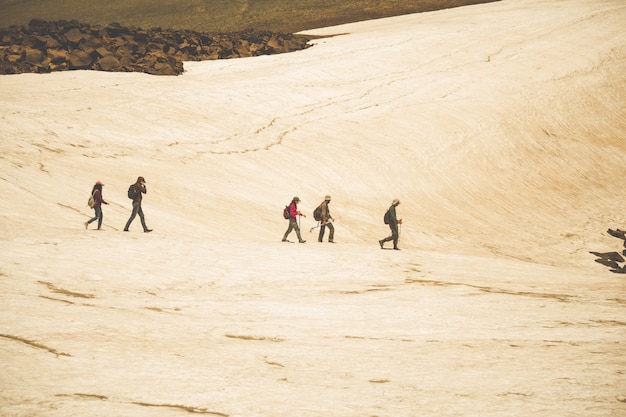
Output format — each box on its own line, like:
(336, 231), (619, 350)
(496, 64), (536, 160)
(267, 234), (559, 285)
(310, 221), (320, 233)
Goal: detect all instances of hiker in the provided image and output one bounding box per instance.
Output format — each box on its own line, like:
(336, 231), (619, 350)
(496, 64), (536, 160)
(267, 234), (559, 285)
(124, 176), (152, 233)
(318, 195), (335, 243)
(85, 180), (108, 230)
(379, 198), (402, 250)
(282, 196), (306, 243)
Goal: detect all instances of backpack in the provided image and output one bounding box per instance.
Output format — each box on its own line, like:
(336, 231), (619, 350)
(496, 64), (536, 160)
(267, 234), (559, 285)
(283, 205), (291, 219)
(87, 194), (95, 208)
(313, 205), (322, 221)
(383, 209), (390, 224)
(128, 184), (138, 200)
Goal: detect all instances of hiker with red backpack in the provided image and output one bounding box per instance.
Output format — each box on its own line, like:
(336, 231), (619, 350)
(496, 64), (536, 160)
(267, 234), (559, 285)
(282, 196), (306, 243)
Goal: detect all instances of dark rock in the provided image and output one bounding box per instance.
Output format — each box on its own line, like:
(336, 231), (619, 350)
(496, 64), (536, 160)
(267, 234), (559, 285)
(69, 50), (93, 68)
(105, 23), (130, 37)
(23, 35), (47, 49)
(64, 28), (84, 46)
(24, 47), (44, 65)
(7, 50), (22, 63)
(97, 54), (121, 71)
(42, 35), (61, 48)
(95, 47), (110, 58)
(0, 19), (314, 76)
(48, 48), (69, 63)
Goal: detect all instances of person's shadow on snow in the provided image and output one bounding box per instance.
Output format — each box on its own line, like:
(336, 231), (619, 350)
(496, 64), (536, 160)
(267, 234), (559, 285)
(590, 229), (626, 273)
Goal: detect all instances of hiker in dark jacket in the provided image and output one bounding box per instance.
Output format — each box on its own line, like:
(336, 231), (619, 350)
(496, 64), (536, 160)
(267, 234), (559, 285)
(85, 181), (108, 230)
(282, 196), (306, 243)
(379, 198), (402, 250)
(318, 195), (335, 243)
(124, 176), (152, 232)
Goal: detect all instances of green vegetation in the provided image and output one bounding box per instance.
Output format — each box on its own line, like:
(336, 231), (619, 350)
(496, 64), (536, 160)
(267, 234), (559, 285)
(0, 0), (498, 33)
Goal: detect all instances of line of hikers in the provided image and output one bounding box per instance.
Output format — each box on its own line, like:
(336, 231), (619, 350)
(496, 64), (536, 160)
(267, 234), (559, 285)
(282, 195), (402, 249)
(282, 195), (335, 243)
(85, 180), (402, 249)
(85, 176), (152, 233)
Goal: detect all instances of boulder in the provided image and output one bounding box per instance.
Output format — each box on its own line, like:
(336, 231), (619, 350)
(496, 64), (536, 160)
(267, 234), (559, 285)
(95, 47), (110, 58)
(69, 50), (92, 68)
(97, 55), (121, 71)
(48, 48), (69, 63)
(23, 35), (47, 49)
(42, 35), (61, 48)
(27, 18), (50, 34)
(64, 28), (84, 46)
(105, 23), (130, 37)
(24, 47), (44, 65)
(236, 40), (252, 57)
(115, 45), (132, 58)
(7, 51), (22, 63)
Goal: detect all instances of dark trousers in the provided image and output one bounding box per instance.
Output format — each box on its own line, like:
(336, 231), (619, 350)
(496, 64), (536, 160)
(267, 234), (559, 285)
(318, 222), (334, 242)
(124, 202), (148, 231)
(87, 206), (103, 229)
(381, 223), (399, 248)
(283, 219), (304, 242)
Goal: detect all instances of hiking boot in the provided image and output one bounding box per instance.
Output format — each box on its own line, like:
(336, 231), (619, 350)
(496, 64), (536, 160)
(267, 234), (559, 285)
(393, 247), (401, 250)
(84, 221), (88, 229)
(144, 229), (153, 233)
(299, 240), (306, 243)
(329, 240), (335, 243)
(379, 240), (384, 249)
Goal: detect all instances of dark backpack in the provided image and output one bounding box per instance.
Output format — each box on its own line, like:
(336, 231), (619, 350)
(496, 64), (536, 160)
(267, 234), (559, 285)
(283, 205), (291, 219)
(383, 209), (390, 224)
(128, 184), (138, 200)
(313, 205), (322, 221)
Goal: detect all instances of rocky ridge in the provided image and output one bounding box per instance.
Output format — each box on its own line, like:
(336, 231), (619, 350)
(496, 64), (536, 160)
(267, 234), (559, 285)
(0, 19), (314, 76)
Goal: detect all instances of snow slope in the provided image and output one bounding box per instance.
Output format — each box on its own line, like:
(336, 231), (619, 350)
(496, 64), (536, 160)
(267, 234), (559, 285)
(1, 0), (625, 416)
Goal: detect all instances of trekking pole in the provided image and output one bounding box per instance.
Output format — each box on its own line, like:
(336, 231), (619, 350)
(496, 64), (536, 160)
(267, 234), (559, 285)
(310, 221), (320, 233)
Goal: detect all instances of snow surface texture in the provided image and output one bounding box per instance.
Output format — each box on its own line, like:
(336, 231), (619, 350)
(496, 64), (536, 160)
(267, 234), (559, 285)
(1, 0), (625, 416)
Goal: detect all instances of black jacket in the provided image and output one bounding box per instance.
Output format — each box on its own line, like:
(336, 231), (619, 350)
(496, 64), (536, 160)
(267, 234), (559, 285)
(388, 204), (397, 225)
(131, 183), (146, 203)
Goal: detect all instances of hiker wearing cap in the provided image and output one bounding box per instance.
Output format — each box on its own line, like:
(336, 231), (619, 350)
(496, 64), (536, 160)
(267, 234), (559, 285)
(124, 176), (152, 233)
(282, 196), (306, 243)
(318, 195), (335, 243)
(85, 180), (108, 230)
(379, 198), (402, 250)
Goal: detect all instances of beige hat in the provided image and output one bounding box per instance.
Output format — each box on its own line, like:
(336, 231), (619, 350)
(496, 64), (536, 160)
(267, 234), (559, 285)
(325, 195), (331, 201)
(293, 196), (300, 202)
(392, 198), (400, 205)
